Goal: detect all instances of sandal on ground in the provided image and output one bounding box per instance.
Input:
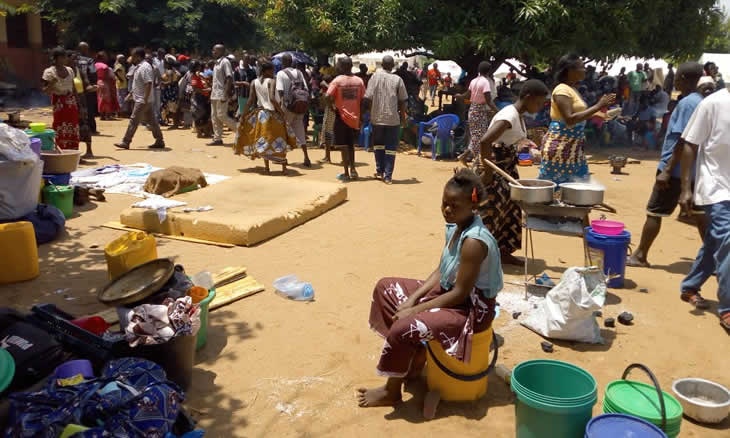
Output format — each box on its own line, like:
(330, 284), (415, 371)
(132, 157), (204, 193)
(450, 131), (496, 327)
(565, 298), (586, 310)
(681, 291), (711, 310)
(383, 177), (393, 185)
(374, 172), (383, 180)
(350, 169), (359, 180)
(336, 173), (351, 181)
(720, 312), (730, 330)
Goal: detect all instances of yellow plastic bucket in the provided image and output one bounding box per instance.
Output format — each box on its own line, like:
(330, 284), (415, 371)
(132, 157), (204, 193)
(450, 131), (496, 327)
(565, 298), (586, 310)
(104, 231), (158, 280)
(425, 326), (495, 402)
(0, 222), (40, 284)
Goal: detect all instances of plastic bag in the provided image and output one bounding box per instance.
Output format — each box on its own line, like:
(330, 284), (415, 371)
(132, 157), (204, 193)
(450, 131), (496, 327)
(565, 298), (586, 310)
(521, 267), (607, 344)
(0, 158), (44, 220)
(0, 123), (36, 162)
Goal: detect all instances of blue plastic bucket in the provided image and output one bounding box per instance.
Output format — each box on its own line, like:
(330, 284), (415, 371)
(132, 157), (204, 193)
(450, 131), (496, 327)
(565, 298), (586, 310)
(43, 173), (71, 186)
(584, 227), (631, 288)
(586, 414), (668, 438)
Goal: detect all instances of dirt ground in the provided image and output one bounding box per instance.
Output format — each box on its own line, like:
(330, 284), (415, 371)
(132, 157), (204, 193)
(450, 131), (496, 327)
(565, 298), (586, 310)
(4, 107), (729, 437)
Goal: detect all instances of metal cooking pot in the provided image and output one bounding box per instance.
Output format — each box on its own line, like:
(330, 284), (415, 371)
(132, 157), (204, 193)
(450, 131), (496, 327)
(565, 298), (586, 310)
(509, 179), (556, 204)
(560, 182), (605, 206)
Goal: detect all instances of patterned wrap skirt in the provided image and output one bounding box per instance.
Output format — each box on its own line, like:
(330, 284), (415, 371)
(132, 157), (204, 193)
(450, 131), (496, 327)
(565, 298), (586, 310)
(368, 277), (496, 377)
(473, 142), (522, 254)
(96, 78), (120, 114)
(321, 106), (335, 147)
(468, 103), (496, 154)
(538, 120), (589, 185)
(235, 108), (296, 161)
(51, 94), (80, 150)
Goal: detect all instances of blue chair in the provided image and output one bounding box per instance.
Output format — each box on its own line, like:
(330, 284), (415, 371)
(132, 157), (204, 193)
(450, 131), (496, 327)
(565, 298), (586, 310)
(418, 114), (460, 160)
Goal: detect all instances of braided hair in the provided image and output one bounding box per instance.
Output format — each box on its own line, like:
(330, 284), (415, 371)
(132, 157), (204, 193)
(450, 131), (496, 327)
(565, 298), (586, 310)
(446, 168), (486, 204)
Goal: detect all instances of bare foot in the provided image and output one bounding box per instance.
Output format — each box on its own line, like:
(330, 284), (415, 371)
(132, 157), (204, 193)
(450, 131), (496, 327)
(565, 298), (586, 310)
(406, 348), (426, 380)
(423, 390), (441, 420)
(501, 253), (525, 267)
(626, 254), (650, 268)
(81, 152), (95, 159)
(357, 386), (401, 408)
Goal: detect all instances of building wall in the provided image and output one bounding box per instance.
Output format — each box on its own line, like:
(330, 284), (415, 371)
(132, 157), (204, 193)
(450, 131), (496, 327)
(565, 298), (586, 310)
(0, 12), (47, 90)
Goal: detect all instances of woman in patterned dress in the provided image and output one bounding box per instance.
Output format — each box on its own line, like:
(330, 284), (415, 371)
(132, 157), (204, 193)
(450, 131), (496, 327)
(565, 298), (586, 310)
(456, 61), (499, 164)
(42, 47), (79, 150)
(473, 80), (549, 266)
(538, 54), (615, 185)
(94, 51), (120, 120)
(358, 169), (503, 419)
(235, 59), (296, 174)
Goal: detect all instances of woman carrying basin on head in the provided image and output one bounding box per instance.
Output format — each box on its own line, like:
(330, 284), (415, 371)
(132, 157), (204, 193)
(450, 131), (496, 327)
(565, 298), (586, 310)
(539, 54), (615, 185)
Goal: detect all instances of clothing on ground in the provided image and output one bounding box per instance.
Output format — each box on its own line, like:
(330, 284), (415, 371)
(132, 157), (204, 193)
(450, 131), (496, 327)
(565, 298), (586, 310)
(365, 70), (408, 126)
(369, 277), (497, 377)
(657, 92), (702, 178)
(681, 88), (730, 206)
(143, 166), (208, 198)
(680, 201), (730, 314)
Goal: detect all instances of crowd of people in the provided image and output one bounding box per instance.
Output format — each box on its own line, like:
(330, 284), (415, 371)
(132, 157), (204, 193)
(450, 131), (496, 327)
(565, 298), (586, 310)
(40, 43), (730, 413)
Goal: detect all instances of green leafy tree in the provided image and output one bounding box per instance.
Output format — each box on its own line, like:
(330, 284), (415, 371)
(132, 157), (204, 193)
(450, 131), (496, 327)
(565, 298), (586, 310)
(252, 0), (721, 76)
(33, 0), (262, 53)
(705, 14), (730, 53)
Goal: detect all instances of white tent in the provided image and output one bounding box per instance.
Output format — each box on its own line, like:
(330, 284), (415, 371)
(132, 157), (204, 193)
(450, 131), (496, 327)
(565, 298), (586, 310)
(700, 53), (730, 88)
(427, 61), (463, 81)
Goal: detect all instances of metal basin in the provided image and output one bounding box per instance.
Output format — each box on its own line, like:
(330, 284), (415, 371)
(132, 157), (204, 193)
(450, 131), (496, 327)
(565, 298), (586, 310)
(560, 182), (605, 206)
(672, 378), (730, 424)
(509, 179), (556, 204)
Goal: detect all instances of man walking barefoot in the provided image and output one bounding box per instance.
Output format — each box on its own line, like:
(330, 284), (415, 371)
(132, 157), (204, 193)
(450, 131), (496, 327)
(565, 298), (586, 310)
(114, 47), (165, 150)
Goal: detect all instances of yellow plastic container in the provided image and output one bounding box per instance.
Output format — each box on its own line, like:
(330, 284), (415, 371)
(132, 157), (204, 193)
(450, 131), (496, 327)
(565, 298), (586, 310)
(0, 222), (40, 284)
(104, 231), (158, 280)
(425, 326), (493, 402)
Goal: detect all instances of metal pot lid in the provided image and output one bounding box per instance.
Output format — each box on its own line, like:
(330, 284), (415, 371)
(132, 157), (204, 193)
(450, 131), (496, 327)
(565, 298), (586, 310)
(98, 259), (175, 307)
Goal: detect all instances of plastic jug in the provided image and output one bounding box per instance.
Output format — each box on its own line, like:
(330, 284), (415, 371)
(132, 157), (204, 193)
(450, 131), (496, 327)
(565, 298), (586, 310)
(104, 231), (158, 280)
(273, 275), (314, 301)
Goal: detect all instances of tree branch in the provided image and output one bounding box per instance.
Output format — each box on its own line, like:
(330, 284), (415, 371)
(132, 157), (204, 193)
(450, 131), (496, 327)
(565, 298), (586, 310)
(503, 59), (528, 77)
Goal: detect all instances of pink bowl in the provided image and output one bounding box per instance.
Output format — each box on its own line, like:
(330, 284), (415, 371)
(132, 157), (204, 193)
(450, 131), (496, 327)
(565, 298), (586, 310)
(591, 220), (625, 235)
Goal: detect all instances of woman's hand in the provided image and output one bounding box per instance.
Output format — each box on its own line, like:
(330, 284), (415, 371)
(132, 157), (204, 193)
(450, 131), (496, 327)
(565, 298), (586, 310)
(393, 305), (419, 321)
(598, 93), (616, 108)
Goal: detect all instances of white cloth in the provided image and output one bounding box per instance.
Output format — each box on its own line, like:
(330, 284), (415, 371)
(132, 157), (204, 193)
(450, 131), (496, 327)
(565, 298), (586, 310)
(275, 67), (307, 104)
(253, 78), (276, 111)
(211, 56), (233, 101)
(489, 104), (526, 146)
(365, 70), (408, 126)
(131, 61), (154, 104)
(682, 88), (730, 206)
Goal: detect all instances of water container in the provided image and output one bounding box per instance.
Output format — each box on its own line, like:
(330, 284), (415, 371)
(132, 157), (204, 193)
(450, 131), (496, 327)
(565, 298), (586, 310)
(30, 138), (42, 157)
(586, 414), (668, 438)
(104, 231), (158, 280)
(42, 184), (74, 218)
(0, 221), (39, 284)
(195, 287), (216, 350)
(43, 173), (71, 186)
(273, 275), (314, 301)
(584, 227), (631, 288)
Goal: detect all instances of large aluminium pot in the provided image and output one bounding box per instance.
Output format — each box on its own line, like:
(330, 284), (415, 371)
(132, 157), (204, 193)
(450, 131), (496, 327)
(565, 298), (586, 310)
(560, 182), (605, 206)
(509, 179), (556, 204)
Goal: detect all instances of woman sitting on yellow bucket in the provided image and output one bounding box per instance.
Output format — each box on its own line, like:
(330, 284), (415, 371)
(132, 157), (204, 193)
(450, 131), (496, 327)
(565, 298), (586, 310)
(358, 169), (503, 417)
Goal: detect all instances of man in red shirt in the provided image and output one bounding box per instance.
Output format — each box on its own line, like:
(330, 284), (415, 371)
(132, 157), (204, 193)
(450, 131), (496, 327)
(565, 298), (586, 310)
(326, 57), (366, 181)
(427, 63), (441, 104)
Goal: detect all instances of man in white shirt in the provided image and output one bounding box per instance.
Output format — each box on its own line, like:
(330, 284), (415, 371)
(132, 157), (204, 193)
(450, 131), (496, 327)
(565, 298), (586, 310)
(363, 55), (408, 184)
(115, 47), (164, 149)
(207, 44), (237, 146)
(276, 53), (311, 167)
(678, 87), (730, 330)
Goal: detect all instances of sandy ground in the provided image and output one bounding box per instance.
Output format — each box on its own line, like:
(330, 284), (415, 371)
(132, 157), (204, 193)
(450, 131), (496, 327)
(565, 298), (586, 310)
(4, 107), (729, 437)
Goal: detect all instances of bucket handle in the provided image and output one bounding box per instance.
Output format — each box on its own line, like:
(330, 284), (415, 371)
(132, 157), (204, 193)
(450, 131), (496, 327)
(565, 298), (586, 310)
(621, 363), (667, 431)
(423, 330), (499, 382)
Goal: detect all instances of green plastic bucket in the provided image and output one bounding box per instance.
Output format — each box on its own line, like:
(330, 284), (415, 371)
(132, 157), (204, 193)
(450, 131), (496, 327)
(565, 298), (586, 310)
(603, 364), (683, 438)
(195, 287), (216, 350)
(512, 360), (597, 438)
(25, 129), (56, 151)
(42, 184), (74, 218)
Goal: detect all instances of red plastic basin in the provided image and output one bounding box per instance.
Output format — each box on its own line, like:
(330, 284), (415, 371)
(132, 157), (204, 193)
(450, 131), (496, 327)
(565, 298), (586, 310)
(591, 220), (625, 236)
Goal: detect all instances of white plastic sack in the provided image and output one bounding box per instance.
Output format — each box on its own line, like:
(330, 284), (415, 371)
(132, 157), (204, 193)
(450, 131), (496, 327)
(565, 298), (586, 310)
(0, 158), (43, 220)
(0, 124), (35, 162)
(521, 267), (607, 344)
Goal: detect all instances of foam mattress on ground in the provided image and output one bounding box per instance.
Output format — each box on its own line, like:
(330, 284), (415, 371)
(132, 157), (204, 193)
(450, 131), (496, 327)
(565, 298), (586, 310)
(120, 175), (347, 246)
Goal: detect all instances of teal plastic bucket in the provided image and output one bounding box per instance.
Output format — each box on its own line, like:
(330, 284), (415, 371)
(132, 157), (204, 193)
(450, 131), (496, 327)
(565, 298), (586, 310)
(195, 287), (216, 350)
(512, 360), (598, 438)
